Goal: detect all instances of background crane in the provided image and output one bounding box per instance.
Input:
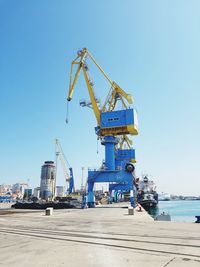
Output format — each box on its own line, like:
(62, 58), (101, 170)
(55, 139), (75, 195)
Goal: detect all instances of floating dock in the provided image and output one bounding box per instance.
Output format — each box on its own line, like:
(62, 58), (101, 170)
(0, 203), (200, 267)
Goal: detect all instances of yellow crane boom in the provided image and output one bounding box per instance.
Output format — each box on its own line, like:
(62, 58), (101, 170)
(67, 48), (134, 126)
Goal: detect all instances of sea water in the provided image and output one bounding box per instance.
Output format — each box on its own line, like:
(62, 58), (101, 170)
(151, 200), (200, 222)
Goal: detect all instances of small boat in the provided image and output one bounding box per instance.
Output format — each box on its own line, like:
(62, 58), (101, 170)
(155, 212), (171, 221)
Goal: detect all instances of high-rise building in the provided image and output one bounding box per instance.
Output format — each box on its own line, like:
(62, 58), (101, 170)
(40, 161), (55, 200)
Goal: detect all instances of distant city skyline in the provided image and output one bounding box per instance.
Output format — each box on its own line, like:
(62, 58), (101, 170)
(0, 181), (200, 198)
(0, 1), (200, 195)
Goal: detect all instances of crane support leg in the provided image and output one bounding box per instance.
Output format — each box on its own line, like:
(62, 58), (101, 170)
(101, 136), (118, 170)
(87, 181), (95, 208)
(108, 191), (113, 204)
(86, 135), (136, 208)
(87, 169), (136, 207)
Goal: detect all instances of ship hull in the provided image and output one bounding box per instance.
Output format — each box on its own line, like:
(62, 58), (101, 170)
(139, 199), (158, 211)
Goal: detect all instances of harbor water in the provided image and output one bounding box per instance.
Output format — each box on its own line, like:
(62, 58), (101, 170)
(149, 200), (200, 222)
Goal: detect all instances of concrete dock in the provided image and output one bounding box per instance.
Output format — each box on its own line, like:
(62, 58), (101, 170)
(0, 203), (200, 267)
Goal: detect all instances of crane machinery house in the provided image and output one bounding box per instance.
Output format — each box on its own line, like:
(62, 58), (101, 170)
(99, 108), (138, 136)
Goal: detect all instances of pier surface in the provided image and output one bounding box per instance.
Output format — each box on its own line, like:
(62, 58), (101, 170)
(0, 203), (200, 267)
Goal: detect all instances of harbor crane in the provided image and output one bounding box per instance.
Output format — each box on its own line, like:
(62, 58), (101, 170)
(68, 48), (138, 138)
(67, 48), (138, 207)
(55, 139), (75, 195)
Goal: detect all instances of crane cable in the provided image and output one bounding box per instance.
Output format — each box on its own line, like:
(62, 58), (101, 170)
(96, 138), (99, 154)
(66, 101), (69, 124)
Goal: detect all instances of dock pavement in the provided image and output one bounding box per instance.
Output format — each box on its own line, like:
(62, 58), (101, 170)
(0, 203), (200, 267)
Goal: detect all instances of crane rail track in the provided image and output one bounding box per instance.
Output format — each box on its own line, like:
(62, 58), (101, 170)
(0, 226), (200, 260)
(1, 224), (200, 241)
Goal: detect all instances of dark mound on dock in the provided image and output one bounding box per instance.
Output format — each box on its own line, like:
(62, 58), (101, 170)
(11, 201), (79, 209)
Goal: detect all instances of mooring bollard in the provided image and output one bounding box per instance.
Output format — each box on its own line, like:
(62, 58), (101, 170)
(45, 207), (53, 216)
(128, 206), (134, 215)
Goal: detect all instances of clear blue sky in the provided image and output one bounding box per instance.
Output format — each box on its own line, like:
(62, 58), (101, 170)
(0, 0), (200, 195)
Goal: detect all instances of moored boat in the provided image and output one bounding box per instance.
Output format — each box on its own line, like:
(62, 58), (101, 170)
(137, 176), (158, 210)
